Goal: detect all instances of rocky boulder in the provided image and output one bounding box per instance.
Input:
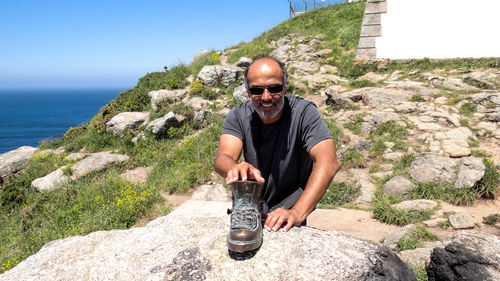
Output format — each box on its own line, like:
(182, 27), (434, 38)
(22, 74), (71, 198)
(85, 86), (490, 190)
(383, 224), (416, 251)
(342, 87), (411, 109)
(409, 154), (457, 185)
(232, 84), (247, 104)
(235, 57), (252, 68)
(120, 166), (153, 184)
(71, 152), (129, 179)
(427, 231), (500, 281)
(1, 212), (417, 281)
(454, 157), (485, 188)
(392, 199), (438, 212)
(148, 89), (187, 111)
(383, 175), (415, 199)
(105, 112), (150, 136)
(197, 65), (244, 87)
(31, 166), (70, 192)
(146, 112), (185, 138)
(0, 146), (39, 184)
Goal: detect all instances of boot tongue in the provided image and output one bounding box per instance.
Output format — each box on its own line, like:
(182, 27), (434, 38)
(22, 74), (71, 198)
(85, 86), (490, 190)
(231, 199), (258, 230)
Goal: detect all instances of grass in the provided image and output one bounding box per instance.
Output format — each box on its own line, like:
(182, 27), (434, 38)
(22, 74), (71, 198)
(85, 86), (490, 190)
(483, 213), (499, 225)
(318, 182), (360, 208)
(395, 225), (440, 253)
(190, 50), (221, 77)
(412, 265), (429, 281)
(371, 196), (433, 226)
(409, 95), (425, 102)
(459, 102), (477, 117)
(340, 150), (365, 169)
(348, 79), (376, 89)
(324, 118), (343, 147)
(343, 113), (365, 135)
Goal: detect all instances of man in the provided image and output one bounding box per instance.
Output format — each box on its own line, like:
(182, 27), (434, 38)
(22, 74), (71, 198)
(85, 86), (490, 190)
(214, 56), (339, 233)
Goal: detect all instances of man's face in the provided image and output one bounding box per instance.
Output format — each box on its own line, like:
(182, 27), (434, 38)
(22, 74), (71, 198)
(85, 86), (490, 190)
(246, 58), (285, 124)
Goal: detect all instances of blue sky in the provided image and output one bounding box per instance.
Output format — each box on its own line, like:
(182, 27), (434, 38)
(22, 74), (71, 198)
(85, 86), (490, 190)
(0, 0), (290, 88)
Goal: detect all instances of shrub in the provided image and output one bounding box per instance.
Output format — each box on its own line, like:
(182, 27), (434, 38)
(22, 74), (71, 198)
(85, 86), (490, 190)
(476, 159), (500, 199)
(189, 79), (216, 100)
(483, 213), (500, 225)
(319, 182), (360, 207)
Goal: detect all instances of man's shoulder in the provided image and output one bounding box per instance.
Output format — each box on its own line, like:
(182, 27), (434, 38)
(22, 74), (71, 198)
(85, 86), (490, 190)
(286, 96), (318, 113)
(226, 101), (253, 119)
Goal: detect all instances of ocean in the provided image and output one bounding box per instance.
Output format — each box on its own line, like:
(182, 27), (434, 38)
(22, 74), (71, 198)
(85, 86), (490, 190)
(0, 88), (122, 154)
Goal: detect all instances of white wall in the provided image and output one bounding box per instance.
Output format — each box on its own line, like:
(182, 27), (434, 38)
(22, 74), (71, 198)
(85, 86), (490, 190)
(376, 0), (500, 59)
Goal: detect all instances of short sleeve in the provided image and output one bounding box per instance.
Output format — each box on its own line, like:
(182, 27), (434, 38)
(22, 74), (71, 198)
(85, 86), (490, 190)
(221, 107), (244, 141)
(300, 103), (332, 152)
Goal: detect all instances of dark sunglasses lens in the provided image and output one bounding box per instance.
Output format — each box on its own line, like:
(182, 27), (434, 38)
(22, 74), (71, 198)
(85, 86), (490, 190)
(268, 85), (283, 93)
(249, 87), (264, 95)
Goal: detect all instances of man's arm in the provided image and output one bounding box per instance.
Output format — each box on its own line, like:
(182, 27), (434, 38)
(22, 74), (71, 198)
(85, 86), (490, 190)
(264, 138), (339, 232)
(214, 134), (265, 184)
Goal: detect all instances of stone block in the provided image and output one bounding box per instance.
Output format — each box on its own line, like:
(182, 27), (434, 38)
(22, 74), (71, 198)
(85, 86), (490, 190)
(358, 37), (376, 49)
(356, 48), (376, 61)
(363, 13), (381, 25)
(366, 2), (387, 14)
(361, 25), (382, 37)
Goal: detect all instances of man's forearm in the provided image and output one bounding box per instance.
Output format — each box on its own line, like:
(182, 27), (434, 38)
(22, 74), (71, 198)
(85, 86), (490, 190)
(214, 153), (238, 178)
(290, 159), (339, 222)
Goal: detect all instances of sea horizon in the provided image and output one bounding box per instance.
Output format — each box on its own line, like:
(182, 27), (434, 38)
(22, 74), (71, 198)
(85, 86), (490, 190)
(0, 88), (124, 154)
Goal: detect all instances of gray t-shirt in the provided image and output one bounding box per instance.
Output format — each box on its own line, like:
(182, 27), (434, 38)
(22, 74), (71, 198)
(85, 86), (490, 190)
(221, 96), (332, 211)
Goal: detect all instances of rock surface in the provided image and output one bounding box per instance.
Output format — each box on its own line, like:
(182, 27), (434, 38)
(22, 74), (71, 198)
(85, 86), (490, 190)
(197, 65), (243, 87)
(146, 112), (185, 138)
(71, 152), (129, 179)
(120, 166), (153, 184)
(1, 212), (417, 281)
(0, 146), (39, 183)
(409, 154), (457, 185)
(383, 175), (414, 199)
(449, 212), (475, 229)
(31, 167), (70, 192)
(148, 89), (187, 111)
(191, 182), (229, 201)
(383, 224), (416, 251)
(427, 231), (500, 281)
(105, 112), (150, 136)
(392, 199), (438, 212)
(454, 157), (485, 188)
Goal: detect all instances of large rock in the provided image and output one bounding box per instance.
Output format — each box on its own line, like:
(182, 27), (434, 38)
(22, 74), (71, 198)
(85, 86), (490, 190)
(383, 176), (415, 199)
(427, 231), (500, 281)
(409, 154), (457, 185)
(361, 112), (400, 135)
(105, 112), (150, 136)
(146, 112), (185, 138)
(454, 157), (485, 188)
(71, 152), (129, 179)
(351, 169), (377, 203)
(232, 84), (247, 104)
(387, 81), (440, 97)
(0, 146), (39, 184)
(392, 199), (438, 212)
(148, 89), (187, 111)
(1, 212), (417, 281)
(448, 212), (475, 229)
(191, 182), (229, 202)
(342, 87), (411, 109)
(31, 166), (70, 192)
(197, 65), (244, 87)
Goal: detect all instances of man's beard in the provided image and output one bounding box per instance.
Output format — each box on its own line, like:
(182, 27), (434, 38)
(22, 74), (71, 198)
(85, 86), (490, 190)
(253, 96), (284, 122)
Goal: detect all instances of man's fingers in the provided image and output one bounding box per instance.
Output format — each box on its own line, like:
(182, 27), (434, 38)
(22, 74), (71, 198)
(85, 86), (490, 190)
(282, 220), (294, 232)
(249, 169), (265, 184)
(264, 214), (278, 232)
(273, 216), (286, 232)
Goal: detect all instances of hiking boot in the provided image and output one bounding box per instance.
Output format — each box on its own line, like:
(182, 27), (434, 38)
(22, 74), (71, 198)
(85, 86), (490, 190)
(227, 181), (263, 253)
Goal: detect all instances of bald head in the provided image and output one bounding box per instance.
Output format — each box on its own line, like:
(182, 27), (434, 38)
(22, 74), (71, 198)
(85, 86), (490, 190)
(244, 56), (288, 92)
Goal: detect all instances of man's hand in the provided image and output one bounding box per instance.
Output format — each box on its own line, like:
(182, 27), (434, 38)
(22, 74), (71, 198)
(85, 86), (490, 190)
(264, 208), (303, 232)
(226, 161), (265, 185)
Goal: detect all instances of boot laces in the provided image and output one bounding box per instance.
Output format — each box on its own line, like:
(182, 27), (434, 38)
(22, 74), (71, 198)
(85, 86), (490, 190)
(231, 200), (258, 230)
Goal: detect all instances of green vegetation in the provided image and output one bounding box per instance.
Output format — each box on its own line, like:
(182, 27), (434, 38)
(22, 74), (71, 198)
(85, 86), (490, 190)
(412, 265), (429, 281)
(409, 95), (425, 102)
(190, 50), (221, 77)
(463, 77), (492, 89)
(459, 102), (477, 117)
(319, 182), (360, 208)
(371, 196), (433, 226)
(395, 225), (440, 253)
(348, 79), (376, 89)
(343, 113), (364, 135)
(367, 121), (408, 159)
(324, 119), (343, 147)
(382, 57), (500, 74)
(340, 150), (365, 169)
(483, 213), (499, 225)
(189, 78), (217, 100)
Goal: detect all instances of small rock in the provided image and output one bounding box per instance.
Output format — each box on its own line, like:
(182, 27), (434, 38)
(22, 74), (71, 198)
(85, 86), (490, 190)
(31, 167), (70, 192)
(383, 176), (415, 199)
(235, 57), (252, 68)
(105, 112), (150, 136)
(383, 152), (404, 161)
(194, 111), (206, 122)
(409, 154), (457, 184)
(185, 97), (213, 110)
(148, 89), (187, 111)
(383, 224), (417, 251)
(232, 84), (247, 104)
(423, 218), (448, 228)
(392, 199), (438, 212)
(449, 212), (475, 229)
(72, 152), (129, 179)
(435, 96), (448, 104)
(454, 157), (485, 188)
(147, 112), (185, 138)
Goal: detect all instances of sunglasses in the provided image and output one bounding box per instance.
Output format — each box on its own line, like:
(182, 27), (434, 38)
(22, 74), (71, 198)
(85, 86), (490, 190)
(248, 84), (284, 96)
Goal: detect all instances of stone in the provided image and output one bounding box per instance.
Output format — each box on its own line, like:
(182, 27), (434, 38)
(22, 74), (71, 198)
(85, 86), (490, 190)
(290, 61), (320, 74)
(232, 84), (247, 104)
(320, 65), (338, 74)
(454, 157), (485, 188)
(120, 166), (153, 184)
(299, 74), (343, 88)
(197, 65), (244, 87)
(270, 45), (292, 62)
(309, 39), (322, 46)
(311, 49), (332, 58)
(65, 153), (87, 161)
(449, 212), (475, 229)
(435, 96), (448, 104)
(325, 87), (354, 109)
(441, 139), (471, 157)
(194, 110), (206, 122)
(383, 224), (417, 251)
(394, 102), (418, 113)
(295, 43), (314, 55)
(146, 112), (185, 138)
(351, 169), (377, 203)
(0, 146), (39, 183)
(191, 182), (229, 202)
(185, 97), (213, 110)
(235, 57), (252, 68)
(148, 89), (187, 111)
(342, 87), (411, 109)
(383, 175), (415, 199)
(478, 121), (498, 132)
(105, 112), (150, 136)
(71, 152), (129, 179)
(427, 231), (500, 281)
(431, 76), (477, 91)
(357, 72), (387, 83)
(361, 111), (400, 135)
(409, 154), (457, 185)
(423, 218), (448, 228)
(392, 199), (438, 212)
(31, 166), (70, 192)
(387, 81), (440, 97)
(398, 242), (443, 267)
(383, 152), (404, 161)
(1, 212), (418, 281)
(408, 116), (443, 131)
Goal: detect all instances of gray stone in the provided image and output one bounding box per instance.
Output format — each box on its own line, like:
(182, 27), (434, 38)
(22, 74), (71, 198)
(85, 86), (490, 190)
(148, 89), (187, 111)
(361, 111), (400, 134)
(235, 57), (252, 68)
(194, 110), (206, 122)
(0, 212), (417, 281)
(360, 25), (381, 37)
(120, 166), (153, 184)
(185, 97), (213, 110)
(351, 169), (377, 203)
(325, 87), (354, 109)
(197, 65), (243, 87)
(409, 154), (457, 185)
(427, 231), (500, 281)
(357, 72), (387, 83)
(232, 84), (247, 104)
(295, 43), (314, 55)
(449, 212), (475, 229)
(311, 49), (332, 58)
(383, 224), (416, 251)
(356, 48), (376, 61)
(146, 112), (185, 138)
(299, 74), (343, 88)
(105, 112), (150, 136)
(0, 146), (39, 183)
(290, 61), (320, 74)
(342, 87), (411, 109)
(71, 152), (129, 179)
(31, 166), (70, 192)
(65, 153), (87, 161)
(383, 176), (415, 199)
(387, 81), (440, 97)
(392, 199), (438, 212)
(270, 45), (292, 62)
(191, 182), (229, 202)
(454, 157), (485, 189)
(398, 242), (443, 267)
(362, 13), (381, 25)
(383, 152), (404, 161)
(365, 1), (387, 13)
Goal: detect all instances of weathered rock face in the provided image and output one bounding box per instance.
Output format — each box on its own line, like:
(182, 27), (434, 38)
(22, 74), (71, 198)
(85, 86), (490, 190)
(1, 213), (417, 281)
(146, 112), (185, 138)
(409, 154), (458, 185)
(383, 175), (414, 199)
(31, 166), (70, 192)
(383, 224), (416, 251)
(343, 87), (411, 109)
(427, 231), (500, 281)
(105, 112), (150, 136)
(0, 146), (39, 184)
(392, 199), (437, 212)
(197, 65), (244, 87)
(232, 84), (247, 104)
(148, 89), (187, 111)
(71, 152), (129, 179)
(454, 157), (485, 188)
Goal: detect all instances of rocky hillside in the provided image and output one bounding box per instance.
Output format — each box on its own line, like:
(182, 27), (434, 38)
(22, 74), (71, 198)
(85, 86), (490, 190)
(1, 1), (499, 280)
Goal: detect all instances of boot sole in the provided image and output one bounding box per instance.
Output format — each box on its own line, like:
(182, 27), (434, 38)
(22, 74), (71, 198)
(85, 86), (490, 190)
(227, 236), (262, 253)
